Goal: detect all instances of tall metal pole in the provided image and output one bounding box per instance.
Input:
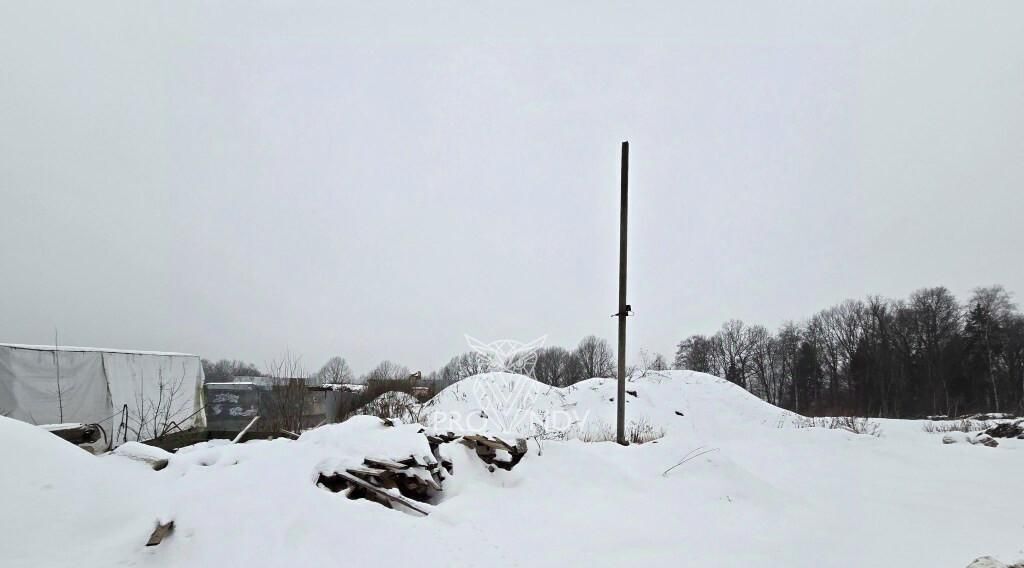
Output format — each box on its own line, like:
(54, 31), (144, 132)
(55, 328), (63, 423)
(616, 141), (629, 446)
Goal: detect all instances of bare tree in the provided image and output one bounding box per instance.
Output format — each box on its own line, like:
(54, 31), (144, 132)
(674, 334), (716, 373)
(455, 352), (490, 378)
(776, 322), (802, 410)
(649, 351), (669, 371)
(909, 287), (962, 414)
(809, 300), (868, 410)
(201, 358), (263, 381)
(572, 335), (615, 380)
(967, 285), (1016, 411)
(634, 349), (669, 378)
(357, 391), (421, 423)
(748, 325), (784, 405)
(1005, 314), (1024, 412)
(263, 350), (311, 433)
(127, 366), (192, 441)
(718, 320), (754, 387)
(362, 360), (411, 383)
(428, 351), (491, 389)
(316, 356), (354, 384)
(533, 346), (573, 386)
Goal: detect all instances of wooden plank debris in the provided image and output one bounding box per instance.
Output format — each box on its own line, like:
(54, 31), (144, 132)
(462, 434), (514, 452)
(363, 457), (409, 471)
(145, 521), (174, 546)
(459, 434), (528, 471)
(345, 466), (388, 478)
(317, 431), (528, 516)
(231, 416), (260, 443)
(117, 453), (169, 471)
(330, 471), (430, 516)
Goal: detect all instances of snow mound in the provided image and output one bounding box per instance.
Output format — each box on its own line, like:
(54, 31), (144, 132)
(356, 390), (422, 423)
(300, 415), (433, 474)
(113, 441), (173, 462)
(0, 417), (158, 567)
(421, 370), (798, 441)
(422, 372), (573, 436)
(4, 377), (1024, 567)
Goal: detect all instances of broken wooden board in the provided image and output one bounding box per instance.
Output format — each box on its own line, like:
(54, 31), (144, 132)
(461, 434), (514, 452)
(43, 423), (106, 454)
(323, 456), (441, 511)
(345, 466), (389, 478)
(145, 521), (174, 546)
(425, 432), (459, 445)
(231, 416), (260, 443)
(363, 457), (409, 471)
(43, 423), (102, 446)
(398, 454), (437, 468)
(118, 454), (169, 471)
(331, 471), (430, 516)
(399, 466), (442, 491)
(458, 434), (528, 470)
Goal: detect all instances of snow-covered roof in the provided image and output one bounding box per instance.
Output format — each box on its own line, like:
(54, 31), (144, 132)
(321, 383), (366, 392)
(0, 343), (198, 357)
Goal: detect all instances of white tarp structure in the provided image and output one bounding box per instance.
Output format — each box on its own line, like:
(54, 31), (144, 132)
(0, 343), (205, 446)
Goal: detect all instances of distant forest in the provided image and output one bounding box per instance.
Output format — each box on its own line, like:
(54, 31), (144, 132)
(675, 285), (1024, 418)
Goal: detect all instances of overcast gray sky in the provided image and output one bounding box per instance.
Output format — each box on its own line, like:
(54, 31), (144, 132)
(2, 2), (1023, 375)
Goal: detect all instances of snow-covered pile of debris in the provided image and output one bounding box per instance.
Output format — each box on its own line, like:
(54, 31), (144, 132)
(2, 370), (1023, 567)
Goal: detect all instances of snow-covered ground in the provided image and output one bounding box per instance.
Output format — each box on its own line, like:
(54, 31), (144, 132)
(2, 371), (1022, 567)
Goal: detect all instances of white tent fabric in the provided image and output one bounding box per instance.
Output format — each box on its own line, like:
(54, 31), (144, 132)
(0, 344), (205, 446)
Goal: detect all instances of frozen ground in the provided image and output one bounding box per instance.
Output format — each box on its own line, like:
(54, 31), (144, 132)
(2, 371), (1022, 567)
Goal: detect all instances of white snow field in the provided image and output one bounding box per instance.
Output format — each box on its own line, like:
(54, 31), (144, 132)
(2, 371), (1022, 567)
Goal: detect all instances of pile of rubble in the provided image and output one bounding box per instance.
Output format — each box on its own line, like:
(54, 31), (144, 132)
(42, 423), (107, 454)
(457, 434), (528, 471)
(943, 432), (1000, 447)
(942, 419), (1024, 448)
(984, 419), (1024, 439)
(316, 425), (527, 516)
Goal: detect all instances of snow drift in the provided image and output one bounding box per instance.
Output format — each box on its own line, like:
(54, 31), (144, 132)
(2, 371), (1022, 568)
(422, 370), (797, 441)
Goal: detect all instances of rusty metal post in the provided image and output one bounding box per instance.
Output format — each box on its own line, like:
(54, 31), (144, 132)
(616, 141), (629, 446)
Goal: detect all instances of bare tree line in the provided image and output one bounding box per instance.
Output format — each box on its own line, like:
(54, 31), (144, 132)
(202, 333), (659, 410)
(425, 335), (623, 389)
(201, 285), (1024, 422)
(675, 285), (1024, 417)
(200, 359), (263, 382)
